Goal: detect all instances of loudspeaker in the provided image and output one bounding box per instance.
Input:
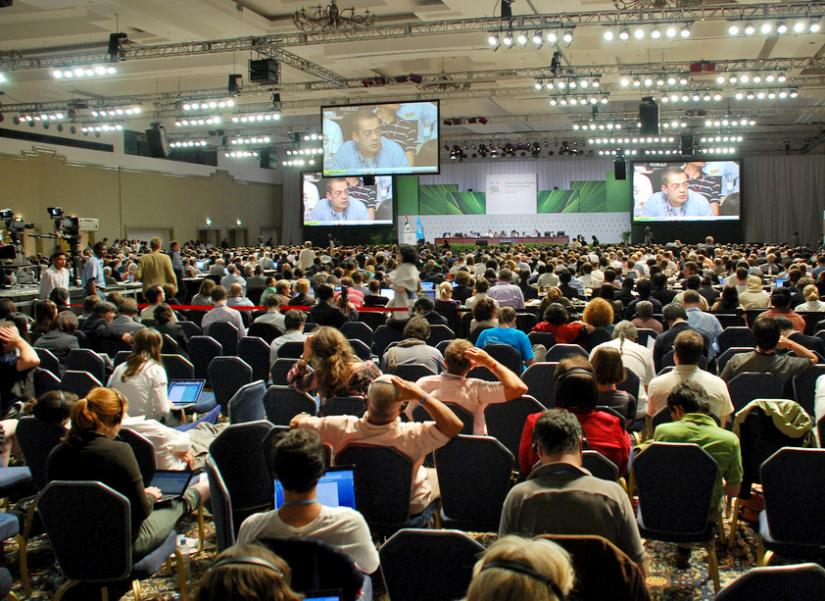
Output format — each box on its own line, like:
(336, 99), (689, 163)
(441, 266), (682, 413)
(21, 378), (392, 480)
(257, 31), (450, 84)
(0, 1), (13, 7)
(259, 149), (271, 169)
(614, 158), (627, 180)
(249, 58), (280, 84)
(145, 128), (166, 158)
(681, 134), (695, 157)
(639, 97), (659, 135)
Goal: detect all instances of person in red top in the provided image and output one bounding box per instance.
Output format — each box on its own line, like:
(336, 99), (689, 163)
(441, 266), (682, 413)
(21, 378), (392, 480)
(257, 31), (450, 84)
(531, 303), (596, 344)
(519, 356), (630, 475)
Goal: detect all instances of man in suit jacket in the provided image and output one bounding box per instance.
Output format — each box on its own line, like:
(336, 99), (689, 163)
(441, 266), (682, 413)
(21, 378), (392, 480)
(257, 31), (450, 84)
(653, 303), (712, 371)
(777, 316), (825, 356)
(136, 237), (177, 292)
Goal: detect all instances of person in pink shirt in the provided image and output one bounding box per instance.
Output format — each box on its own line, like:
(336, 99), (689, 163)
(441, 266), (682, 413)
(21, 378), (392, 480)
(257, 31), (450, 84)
(290, 375), (463, 525)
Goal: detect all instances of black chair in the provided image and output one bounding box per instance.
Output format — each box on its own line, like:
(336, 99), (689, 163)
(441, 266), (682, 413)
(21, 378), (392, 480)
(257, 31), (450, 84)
(270, 357), (298, 386)
(635, 328), (659, 348)
(435, 339), (451, 354)
(247, 321), (280, 344)
(484, 395), (545, 463)
(207, 321), (240, 356)
(208, 356), (253, 411)
(263, 385), (317, 426)
(633, 442), (721, 591)
(113, 350), (131, 367)
(616, 368), (641, 401)
(209, 420), (275, 536)
(341, 321), (373, 348)
(411, 402), (474, 435)
(484, 343), (523, 375)
(228, 380), (267, 424)
(238, 336), (271, 383)
(277, 341), (305, 359)
(648, 405), (672, 437)
(527, 331), (555, 350)
(391, 363), (436, 382)
(434, 435), (514, 532)
(38, 481), (186, 601)
(348, 338), (372, 361)
(66, 348), (106, 383)
(161, 354), (194, 380)
(34, 347), (61, 377)
(715, 313), (745, 329)
(459, 312), (473, 339)
(177, 320), (202, 339)
(373, 325), (404, 356)
(60, 370), (102, 397)
(320, 396), (366, 418)
(205, 457), (235, 553)
(335, 445), (412, 538)
(160, 333), (185, 356)
(358, 310), (386, 331)
(546, 343), (589, 362)
(715, 563), (825, 601)
(247, 287), (265, 306)
(717, 347), (754, 375)
(188, 335), (223, 382)
(660, 349), (708, 371)
(304, 322), (319, 333)
(469, 325), (492, 345)
(427, 324), (455, 347)
(515, 312), (537, 334)
(33, 366), (61, 397)
(16, 416), (64, 492)
(758, 448), (825, 565)
(118, 427), (157, 486)
(582, 449), (620, 482)
(522, 362), (558, 407)
(261, 537), (364, 601)
(792, 365), (825, 416)
(729, 372), (784, 413)
(379, 529), (485, 601)
(718, 326), (756, 354)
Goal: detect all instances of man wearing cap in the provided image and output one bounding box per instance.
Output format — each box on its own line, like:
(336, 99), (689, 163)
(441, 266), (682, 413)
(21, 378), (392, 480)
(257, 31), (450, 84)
(290, 375), (463, 525)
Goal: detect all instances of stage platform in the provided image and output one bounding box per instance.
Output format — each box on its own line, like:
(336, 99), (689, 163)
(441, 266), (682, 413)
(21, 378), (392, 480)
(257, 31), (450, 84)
(434, 236), (570, 246)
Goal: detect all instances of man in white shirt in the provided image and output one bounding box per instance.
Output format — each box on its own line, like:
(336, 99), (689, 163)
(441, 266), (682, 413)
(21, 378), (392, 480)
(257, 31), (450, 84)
(270, 310), (308, 366)
(226, 283), (254, 307)
(298, 242), (316, 271)
(254, 295), (285, 334)
(202, 285), (246, 342)
(39, 250), (70, 300)
(220, 264), (247, 295)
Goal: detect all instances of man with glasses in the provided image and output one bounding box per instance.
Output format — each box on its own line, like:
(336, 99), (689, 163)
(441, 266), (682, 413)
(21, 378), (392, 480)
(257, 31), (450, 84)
(641, 167), (713, 218)
(310, 178), (369, 224)
(330, 110), (409, 172)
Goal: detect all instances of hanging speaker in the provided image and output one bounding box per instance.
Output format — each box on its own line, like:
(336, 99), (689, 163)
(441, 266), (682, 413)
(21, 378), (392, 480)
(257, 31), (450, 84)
(681, 134), (695, 157)
(613, 158), (627, 180)
(145, 127), (167, 158)
(639, 97), (659, 136)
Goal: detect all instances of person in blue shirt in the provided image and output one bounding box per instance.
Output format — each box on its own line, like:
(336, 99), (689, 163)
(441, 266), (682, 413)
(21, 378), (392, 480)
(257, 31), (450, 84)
(641, 166), (712, 218)
(310, 178), (369, 224)
(330, 110), (408, 173)
(475, 306), (535, 372)
(82, 241), (107, 298)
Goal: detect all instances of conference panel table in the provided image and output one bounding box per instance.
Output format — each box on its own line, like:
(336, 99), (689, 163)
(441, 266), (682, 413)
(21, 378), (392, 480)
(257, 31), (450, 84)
(435, 236), (570, 246)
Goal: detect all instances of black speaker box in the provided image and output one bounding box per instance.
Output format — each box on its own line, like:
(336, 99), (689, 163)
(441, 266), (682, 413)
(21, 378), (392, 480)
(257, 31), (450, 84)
(614, 158), (627, 180)
(681, 134), (695, 157)
(639, 97), (659, 136)
(249, 58), (280, 84)
(145, 128), (166, 158)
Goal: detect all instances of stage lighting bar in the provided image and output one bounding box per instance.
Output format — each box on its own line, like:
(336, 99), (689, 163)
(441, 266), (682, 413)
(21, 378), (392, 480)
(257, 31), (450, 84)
(302, 133), (322, 142)
(52, 65), (117, 79)
(715, 73), (786, 86)
(536, 77), (601, 91)
(169, 139), (208, 148)
(588, 136), (677, 145)
(229, 136), (271, 145)
(16, 112), (65, 123)
(549, 96), (608, 106)
(80, 124), (123, 133)
(619, 75), (690, 89)
(174, 116), (222, 127)
(573, 122), (624, 131)
(487, 27), (574, 48)
(230, 112), (281, 124)
(642, 149), (682, 156)
(603, 23), (690, 41)
(700, 135), (744, 143)
(224, 150), (258, 158)
(661, 120), (688, 130)
(281, 158), (318, 167)
(91, 106), (142, 118)
(597, 149), (639, 156)
(733, 90), (798, 100)
(660, 93), (724, 103)
(182, 99), (235, 111)
(727, 19), (820, 36)
(704, 117), (756, 128)
(285, 148), (323, 156)
(700, 147), (738, 155)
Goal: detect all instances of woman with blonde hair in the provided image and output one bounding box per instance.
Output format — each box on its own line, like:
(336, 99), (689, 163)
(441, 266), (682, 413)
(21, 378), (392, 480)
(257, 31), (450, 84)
(194, 544), (302, 601)
(191, 278), (216, 306)
(466, 535), (574, 601)
(287, 326), (382, 402)
(795, 283), (825, 312)
(737, 275), (770, 310)
(108, 328), (170, 421)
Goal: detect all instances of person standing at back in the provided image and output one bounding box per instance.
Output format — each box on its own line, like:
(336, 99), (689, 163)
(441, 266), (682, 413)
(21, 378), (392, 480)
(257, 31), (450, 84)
(39, 251), (70, 301)
(136, 237), (177, 293)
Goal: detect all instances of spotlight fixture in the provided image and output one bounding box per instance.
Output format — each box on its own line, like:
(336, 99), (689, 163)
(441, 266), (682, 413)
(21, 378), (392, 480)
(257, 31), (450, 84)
(793, 20), (807, 33)
(727, 23), (740, 35)
(285, 147), (323, 156)
(229, 136), (272, 145)
(587, 136), (676, 146)
(546, 31), (558, 43)
(699, 135), (744, 143)
(531, 32), (543, 46)
(619, 28), (630, 40)
(174, 116), (222, 127)
(91, 106), (142, 118)
(733, 90), (798, 100)
(603, 29), (615, 41)
(728, 19), (819, 36)
(680, 24), (691, 38)
(17, 112), (65, 122)
(281, 158), (317, 167)
(515, 33), (528, 46)
(760, 22), (773, 34)
(0, 72), (6, 84)
(182, 99), (235, 112)
(633, 27), (645, 39)
(665, 26), (677, 38)
(699, 147), (737, 155)
(169, 140), (208, 148)
(230, 112), (281, 123)
(660, 93), (723, 104)
(487, 33), (499, 47)
(650, 27), (661, 39)
(704, 117), (756, 128)
(302, 133), (322, 141)
(561, 30), (573, 44)
(744, 23), (756, 35)
(502, 32), (513, 47)
(573, 121), (624, 131)
(548, 96), (608, 107)
(224, 151), (258, 158)
(52, 65), (117, 79)
(661, 120), (688, 130)
(80, 124), (123, 133)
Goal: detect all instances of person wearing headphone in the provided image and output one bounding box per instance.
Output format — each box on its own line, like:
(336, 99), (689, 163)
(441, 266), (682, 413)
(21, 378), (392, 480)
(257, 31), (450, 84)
(194, 543), (302, 601)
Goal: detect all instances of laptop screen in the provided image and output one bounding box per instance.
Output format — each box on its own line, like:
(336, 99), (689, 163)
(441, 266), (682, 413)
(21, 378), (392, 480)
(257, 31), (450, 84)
(167, 380), (205, 405)
(304, 592), (341, 601)
(381, 288), (395, 301)
(196, 260), (208, 272)
(275, 467), (356, 510)
(420, 281), (434, 291)
(150, 471), (192, 496)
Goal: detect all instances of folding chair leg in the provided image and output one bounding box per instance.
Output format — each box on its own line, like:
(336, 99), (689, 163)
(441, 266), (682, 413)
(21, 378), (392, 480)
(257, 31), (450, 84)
(717, 516), (726, 547)
(175, 548), (189, 601)
(728, 497), (740, 547)
(758, 549), (774, 567)
(131, 580), (142, 601)
(6, 591), (18, 601)
(197, 504), (206, 555)
(15, 534), (30, 598)
(706, 540), (720, 592)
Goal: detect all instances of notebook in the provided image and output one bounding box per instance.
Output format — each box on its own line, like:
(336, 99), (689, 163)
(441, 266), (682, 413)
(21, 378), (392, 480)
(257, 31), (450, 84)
(167, 379), (205, 407)
(274, 466), (356, 510)
(150, 470), (193, 503)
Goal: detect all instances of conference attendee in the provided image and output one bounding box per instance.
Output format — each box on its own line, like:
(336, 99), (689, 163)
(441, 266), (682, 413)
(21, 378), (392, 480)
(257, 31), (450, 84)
(48, 286), (71, 313)
(226, 282), (254, 307)
(32, 310), (79, 364)
(169, 240), (184, 294)
(140, 285), (175, 322)
(298, 241), (316, 271)
(254, 294), (285, 333)
(381, 316), (443, 374)
(39, 251), (70, 301)
(682, 290), (723, 356)
(476, 307), (536, 371)
(220, 264), (247, 296)
(136, 237), (177, 292)
(269, 310), (308, 367)
(532, 303), (594, 343)
(413, 340), (528, 436)
(465, 278), (500, 311)
(641, 166), (712, 218)
(191, 278), (215, 307)
(30, 299), (58, 344)
(375, 102), (417, 167)
(193, 544), (302, 601)
(537, 286), (573, 318)
(591, 346), (637, 421)
(330, 110), (409, 172)
(80, 301), (134, 350)
(82, 241), (107, 298)
(290, 375), (462, 524)
(123, 410), (224, 471)
(536, 264), (559, 289)
(363, 279), (390, 307)
(308, 284), (350, 329)
(207, 258), (227, 278)
(487, 269), (525, 310)
(581, 297), (615, 340)
(698, 274), (720, 306)
(711, 286), (742, 314)
(720, 315), (816, 386)
(647, 330), (733, 426)
(201, 285), (245, 342)
(291, 278), (315, 307)
(108, 298), (145, 338)
(649, 273), (677, 306)
(683, 161), (722, 214)
(738, 276), (770, 310)
(237, 429), (380, 575)
(652, 303), (711, 370)
(795, 284), (825, 312)
(452, 270), (475, 304)
(412, 296), (447, 326)
(465, 536), (575, 601)
(310, 178), (370, 224)
(387, 244), (420, 314)
(761, 287), (806, 333)
(558, 270), (584, 300)
(470, 297), (499, 340)
(108, 328), (171, 421)
(776, 315), (825, 355)
(502, 409), (645, 573)
(153, 304), (189, 353)
(0, 320), (40, 415)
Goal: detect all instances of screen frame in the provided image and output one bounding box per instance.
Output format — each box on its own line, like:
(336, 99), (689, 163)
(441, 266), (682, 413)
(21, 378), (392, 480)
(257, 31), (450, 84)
(301, 170), (396, 228)
(629, 157), (743, 223)
(320, 99), (441, 177)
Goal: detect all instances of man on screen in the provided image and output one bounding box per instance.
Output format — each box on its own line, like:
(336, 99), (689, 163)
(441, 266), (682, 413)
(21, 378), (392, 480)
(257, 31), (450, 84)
(345, 176), (379, 221)
(310, 178), (370, 224)
(331, 110), (409, 172)
(641, 166), (713, 218)
(683, 161), (722, 216)
(376, 103), (417, 167)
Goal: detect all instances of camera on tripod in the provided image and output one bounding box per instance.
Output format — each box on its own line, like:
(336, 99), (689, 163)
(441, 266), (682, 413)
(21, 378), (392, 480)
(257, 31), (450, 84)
(48, 207), (79, 243)
(1, 209), (34, 245)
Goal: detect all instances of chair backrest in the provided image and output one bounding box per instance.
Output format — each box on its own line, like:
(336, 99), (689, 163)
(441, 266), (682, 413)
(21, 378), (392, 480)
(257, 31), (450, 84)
(160, 333), (183, 356)
(635, 328), (658, 348)
(435, 339), (451, 354)
(15, 416), (65, 491)
(546, 343), (589, 362)
(228, 380), (267, 424)
(660, 349), (708, 371)
(263, 385), (317, 426)
(760, 447), (825, 543)
(205, 456), (235, 552)
(320, 396), (366, 418)
(411, 402), (474, 435)
(188, 335), (223, 381)
(260, 537), (364, 601)
(160, 353), (195, 380)
(208, 356), (253, 410)
(208, 320), (239, 355)
(33, 367), (61, 397)
(379, 529), (485, 601)
(616, 368), (641, 400)
(633, 442), (718, 536)
(209, 420), (275, 534)
(434, 435), (515, 532)
(334, 444), (412, 536)
(348, 338), (372, 361)
(714, 563), (825, 601)
(484, 343), (523, 374)
(427, 324), (455, 347)
(238, 336), (271, 383)
(582, 449), (620, 482)
(391, 363), (437, 382)
(277, 341), (305, 359)
(484, 395), (545, 461)
(177, 320), (202, 339)
(60, 369), (102, 397)
(66, 348), (106, 383)
(340, 321), (373, 347)
(113, 350), (131, 367)
(521, 362), (559, 407)
(373, 325), (404, 356)
(728, 372), (784, 413)
(717, 347), (756, 375)
(118, 427), (157, 486)
(718, 326), (756, 354)
(357, 310), (386, 331)
(515, 312), (537, 334)
(247, 321), (280, 344)
(528, 331), (556, 349)
(270, 357), (298, 386)
(715, 313), (745, 329)
(650, 405), (673, 434)
(34, 347), (61, 376)
(792, 365), (825, 416)
(38, 481), (132, 581)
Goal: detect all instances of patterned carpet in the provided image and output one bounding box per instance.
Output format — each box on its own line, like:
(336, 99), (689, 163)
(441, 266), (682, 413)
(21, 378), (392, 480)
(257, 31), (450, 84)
(1, 510), (770, 600)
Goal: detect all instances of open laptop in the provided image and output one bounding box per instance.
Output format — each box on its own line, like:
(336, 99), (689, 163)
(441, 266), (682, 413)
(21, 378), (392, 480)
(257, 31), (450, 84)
(274, 466), (356, 510)
(381, 288), (396, 301)
(304, 591), (341, 601)
(420, 281), (435, 291)
(150, 470), (193, 503)
(167, 379), (205, 408)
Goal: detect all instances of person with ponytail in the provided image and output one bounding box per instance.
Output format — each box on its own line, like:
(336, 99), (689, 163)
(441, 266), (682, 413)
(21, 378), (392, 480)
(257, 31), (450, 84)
(46, 387), (208, 558)
(794, 283), (825, 312)
(108, 328), (170, 421)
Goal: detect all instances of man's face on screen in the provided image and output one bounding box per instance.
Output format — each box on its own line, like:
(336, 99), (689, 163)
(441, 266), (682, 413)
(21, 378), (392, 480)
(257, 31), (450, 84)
(661, 171), (689, 207)
(327, 181), (350, 213)
(353, 116), (382, 157)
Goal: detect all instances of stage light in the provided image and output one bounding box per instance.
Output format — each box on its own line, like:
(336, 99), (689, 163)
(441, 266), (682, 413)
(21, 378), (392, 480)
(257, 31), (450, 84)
(174, 116), (221, 127)
(531, 32), (543, 46)
(777, 22), (788, 34)
(183, 99), (234, 111)
(716, 75), (725, 84)
(633, 27), (645, 39)
(650, 27), (662, 39)
(765, 74), (775, 82)
(811, 22), (821, 33)
(487, 34), (498, 46)
(18, 112), (65, 122)
(230, 136), (272, 145)
(760, 22), (773, 34)
(665, 26), (677, 38)
(728, 23), (740, 36)
(0, 72), (5, 84)
(79, 124), (123, 133)
(603, 29), (615, 41)
(643, 77), (653, 87)
(619, 28), (630, 40)
(224, 151), (258, 158)
(546, 31), (558, 43)
(502, 33), (513, 47)
(744, 23), (755, 35)
(632, 79), (641, 88)
(680, 24), (691, 38)
(534, 81), (543, 90)
(740, 74), (750, 83)
(516, 33), (528, 47)
(562, 30), (573, 44)
(169, 140), (208, 148)
(620, 77), (629, 87)
(230, 112), (281, 123)
(91, 106), (142, 118)
(52, 65), (116, 79)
